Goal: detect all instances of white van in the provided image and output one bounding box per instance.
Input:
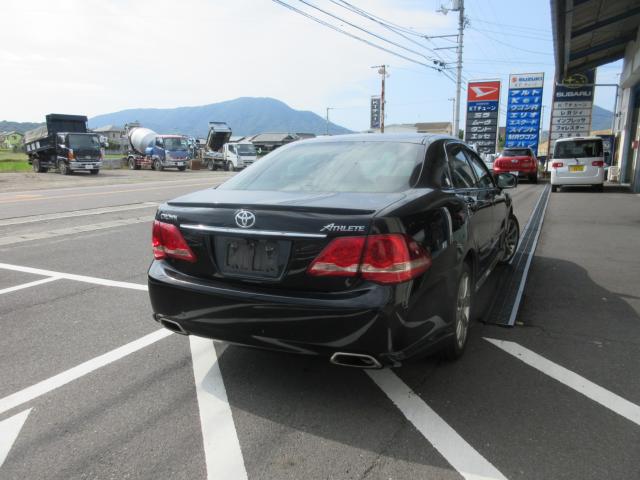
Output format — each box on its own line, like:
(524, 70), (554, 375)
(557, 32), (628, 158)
(550, 136), (605, 192)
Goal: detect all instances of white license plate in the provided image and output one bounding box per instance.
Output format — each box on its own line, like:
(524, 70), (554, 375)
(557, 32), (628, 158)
(85, 164), (93, 169)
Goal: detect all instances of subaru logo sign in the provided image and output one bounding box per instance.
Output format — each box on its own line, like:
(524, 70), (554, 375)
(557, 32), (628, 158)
(235, 210), (256, 229)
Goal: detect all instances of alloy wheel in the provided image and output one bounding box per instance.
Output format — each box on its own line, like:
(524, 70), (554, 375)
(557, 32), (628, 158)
(455, 272), (471, 349)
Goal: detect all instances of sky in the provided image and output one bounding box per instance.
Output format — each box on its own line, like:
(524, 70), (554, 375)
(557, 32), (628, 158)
(0, 0), (622, 131)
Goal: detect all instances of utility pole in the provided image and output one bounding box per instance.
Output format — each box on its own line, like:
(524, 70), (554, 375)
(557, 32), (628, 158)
(372, 65), (387, 133)
(440, 1), (465, 138)
(325, 107), (334, 135)
(453, 0), (464, 138)
(448, 97), (455, 135)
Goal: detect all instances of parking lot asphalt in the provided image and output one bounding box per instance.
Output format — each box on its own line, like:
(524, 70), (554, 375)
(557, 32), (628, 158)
(0, 171), (638, 480)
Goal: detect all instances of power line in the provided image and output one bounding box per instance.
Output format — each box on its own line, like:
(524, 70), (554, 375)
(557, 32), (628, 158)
(271, 0), (443, 71)
(469, 27), (553, 56)
(295, 0), (442, 67)
(468, 17), (552, 34)
(328, 0), (448, 67)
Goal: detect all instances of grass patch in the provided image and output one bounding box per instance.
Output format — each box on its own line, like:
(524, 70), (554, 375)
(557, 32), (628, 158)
(0, 149), (28, 162)
(104, 153), (124, 159)
(0, 160), (31, 172)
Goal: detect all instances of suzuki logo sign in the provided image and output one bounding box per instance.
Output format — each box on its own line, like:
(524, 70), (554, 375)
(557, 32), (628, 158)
(235, 210), (256, 228)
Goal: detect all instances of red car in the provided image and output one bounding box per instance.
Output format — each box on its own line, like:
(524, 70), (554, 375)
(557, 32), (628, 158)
(493, 147), (538, 183)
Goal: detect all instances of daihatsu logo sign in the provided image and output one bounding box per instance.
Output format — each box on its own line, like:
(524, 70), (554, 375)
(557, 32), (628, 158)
(235, 210), (256, 228)
(470, 86), (499, 98)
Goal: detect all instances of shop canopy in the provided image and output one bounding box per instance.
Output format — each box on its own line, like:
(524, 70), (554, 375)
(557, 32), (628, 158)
(551, 0), (640, 78)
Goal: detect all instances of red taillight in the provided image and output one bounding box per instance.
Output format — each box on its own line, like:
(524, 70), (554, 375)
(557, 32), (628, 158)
(361, 234), (432, 284)
(308, 236), (365, 277)
(308, 234), (431, 284)
(552, 161), (563, 168)
(152, 220), (196, 262)
(592, 160), (604, 167)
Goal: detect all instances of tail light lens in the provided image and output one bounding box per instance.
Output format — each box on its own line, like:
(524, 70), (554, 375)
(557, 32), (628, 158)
(152, 220), (196, 262)
(308, 234), (431, 284)
(68, 149), (75, 161)
(552, 161), (563, 168)
(592, 160), (604, 167)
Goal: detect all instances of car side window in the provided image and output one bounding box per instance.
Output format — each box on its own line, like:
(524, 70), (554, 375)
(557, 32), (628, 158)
(464, 148), (495, 189)
(446, 143), (476, 189)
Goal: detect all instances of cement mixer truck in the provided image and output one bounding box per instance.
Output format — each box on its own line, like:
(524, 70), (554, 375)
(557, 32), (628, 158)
(125, 123), (190, 171)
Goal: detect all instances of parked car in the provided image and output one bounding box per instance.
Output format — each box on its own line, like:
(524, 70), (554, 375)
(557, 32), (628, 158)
(147, 134), (519, 368)
(493, 147), (538, 183)
(550, 136), (605, 192)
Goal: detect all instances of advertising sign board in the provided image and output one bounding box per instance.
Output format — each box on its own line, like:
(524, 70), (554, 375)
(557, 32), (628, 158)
(464, 80), (501, 154)
(370, 96), (381, 130)
(548, 70), (595, 145)
(504, 72), (544, 153)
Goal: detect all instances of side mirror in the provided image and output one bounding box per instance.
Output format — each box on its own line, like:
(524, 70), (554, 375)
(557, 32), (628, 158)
(496, 172), (517, 189)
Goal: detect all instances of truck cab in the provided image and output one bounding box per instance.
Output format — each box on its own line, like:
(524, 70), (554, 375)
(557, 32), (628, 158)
(145, 135), (190, 171)
(223, 142), (257, 170)
(56, 133), (103, 174)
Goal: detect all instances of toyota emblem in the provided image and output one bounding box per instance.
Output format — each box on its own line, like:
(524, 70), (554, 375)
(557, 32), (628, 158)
(235, 210), (256, 228)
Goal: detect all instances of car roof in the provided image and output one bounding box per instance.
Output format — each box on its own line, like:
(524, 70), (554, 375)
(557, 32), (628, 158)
(295, 132), (456, 145)
(555, 136), (602, 143)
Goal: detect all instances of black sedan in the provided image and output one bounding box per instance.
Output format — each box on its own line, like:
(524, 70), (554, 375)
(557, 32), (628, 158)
(148, 134), (519, 368)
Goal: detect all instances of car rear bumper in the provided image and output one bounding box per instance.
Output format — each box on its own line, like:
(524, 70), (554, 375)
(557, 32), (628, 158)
(494, 167), (537, 176)
(147, 260), (452, 366)
(551, 169), (604, 185)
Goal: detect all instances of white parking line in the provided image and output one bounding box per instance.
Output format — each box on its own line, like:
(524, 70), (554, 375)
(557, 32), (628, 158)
(0, 409), (31, 469)
(0, 263), (147, 291)
(190, 337), (247, 480)
(0, 329), (172, 416)
(368, 370), (508, 480)
(0, 216), (154, 246)
(0, 277), (59, 295)
(0, 202), (158, 227)
(485, 338), (640, 427)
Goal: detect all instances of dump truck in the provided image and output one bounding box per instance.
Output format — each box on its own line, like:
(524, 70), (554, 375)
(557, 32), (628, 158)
(201, 122), (257, 171)
(24, 114), (103, 175)
(125, 124), (190, 171)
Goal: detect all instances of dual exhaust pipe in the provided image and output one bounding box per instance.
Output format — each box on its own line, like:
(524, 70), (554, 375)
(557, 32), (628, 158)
(155, 316), (382, 369)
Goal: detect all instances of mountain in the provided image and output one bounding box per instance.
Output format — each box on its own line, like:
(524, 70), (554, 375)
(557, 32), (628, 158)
(0, 120), (43, 134)
(591, 105), (613, 131)
(88, 97), (352, 137)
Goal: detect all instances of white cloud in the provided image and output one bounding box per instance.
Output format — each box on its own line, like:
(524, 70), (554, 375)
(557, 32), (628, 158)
(0, 0), (455, 130)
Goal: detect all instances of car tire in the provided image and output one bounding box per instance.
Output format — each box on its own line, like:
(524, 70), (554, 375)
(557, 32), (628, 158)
(499, 214), (519, 264)
(225, 161), (233, 172)
(551, 185), (558, 192)
(529, 174), (538, 184)
(153, 159), (163, 171)
(33, 159), (45, 173)
(128, 158), (136, 170)
(206, 160), (215, 171)
(442, 262), (472, 361)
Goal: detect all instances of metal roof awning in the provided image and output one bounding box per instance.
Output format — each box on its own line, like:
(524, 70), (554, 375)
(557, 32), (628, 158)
(551, 0), (640, 78)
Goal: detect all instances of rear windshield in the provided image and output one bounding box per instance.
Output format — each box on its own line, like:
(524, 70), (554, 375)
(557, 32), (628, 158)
(67, 134), (100, 149)
(554, 140), (603, 159)
(219, 141), (423, 193)
(502, 148), (531, 157)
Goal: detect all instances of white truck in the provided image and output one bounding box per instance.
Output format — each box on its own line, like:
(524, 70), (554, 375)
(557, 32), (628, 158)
(202, 122), (258, 171)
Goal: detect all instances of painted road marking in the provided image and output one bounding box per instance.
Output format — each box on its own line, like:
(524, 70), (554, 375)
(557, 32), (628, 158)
(0, 215), (154, 246)
(0, 182), (214, 205)
(0, 263), (147, 291)
(511, 184), (547, 263)
(0, 409), (31, 469)
(508, 184), (551, 325)
(190, 337), (247, 480)
(368, 369), (508, 480)
(485, 338), (640, 427)
(0, 330), (171, 416)
(0, 202), (158, 227)
(0, 277), (59, 295)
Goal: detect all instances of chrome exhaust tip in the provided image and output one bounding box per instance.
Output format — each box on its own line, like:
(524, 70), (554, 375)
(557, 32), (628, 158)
(330, 352), (382, 369)
(158, 318), (188, 336)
